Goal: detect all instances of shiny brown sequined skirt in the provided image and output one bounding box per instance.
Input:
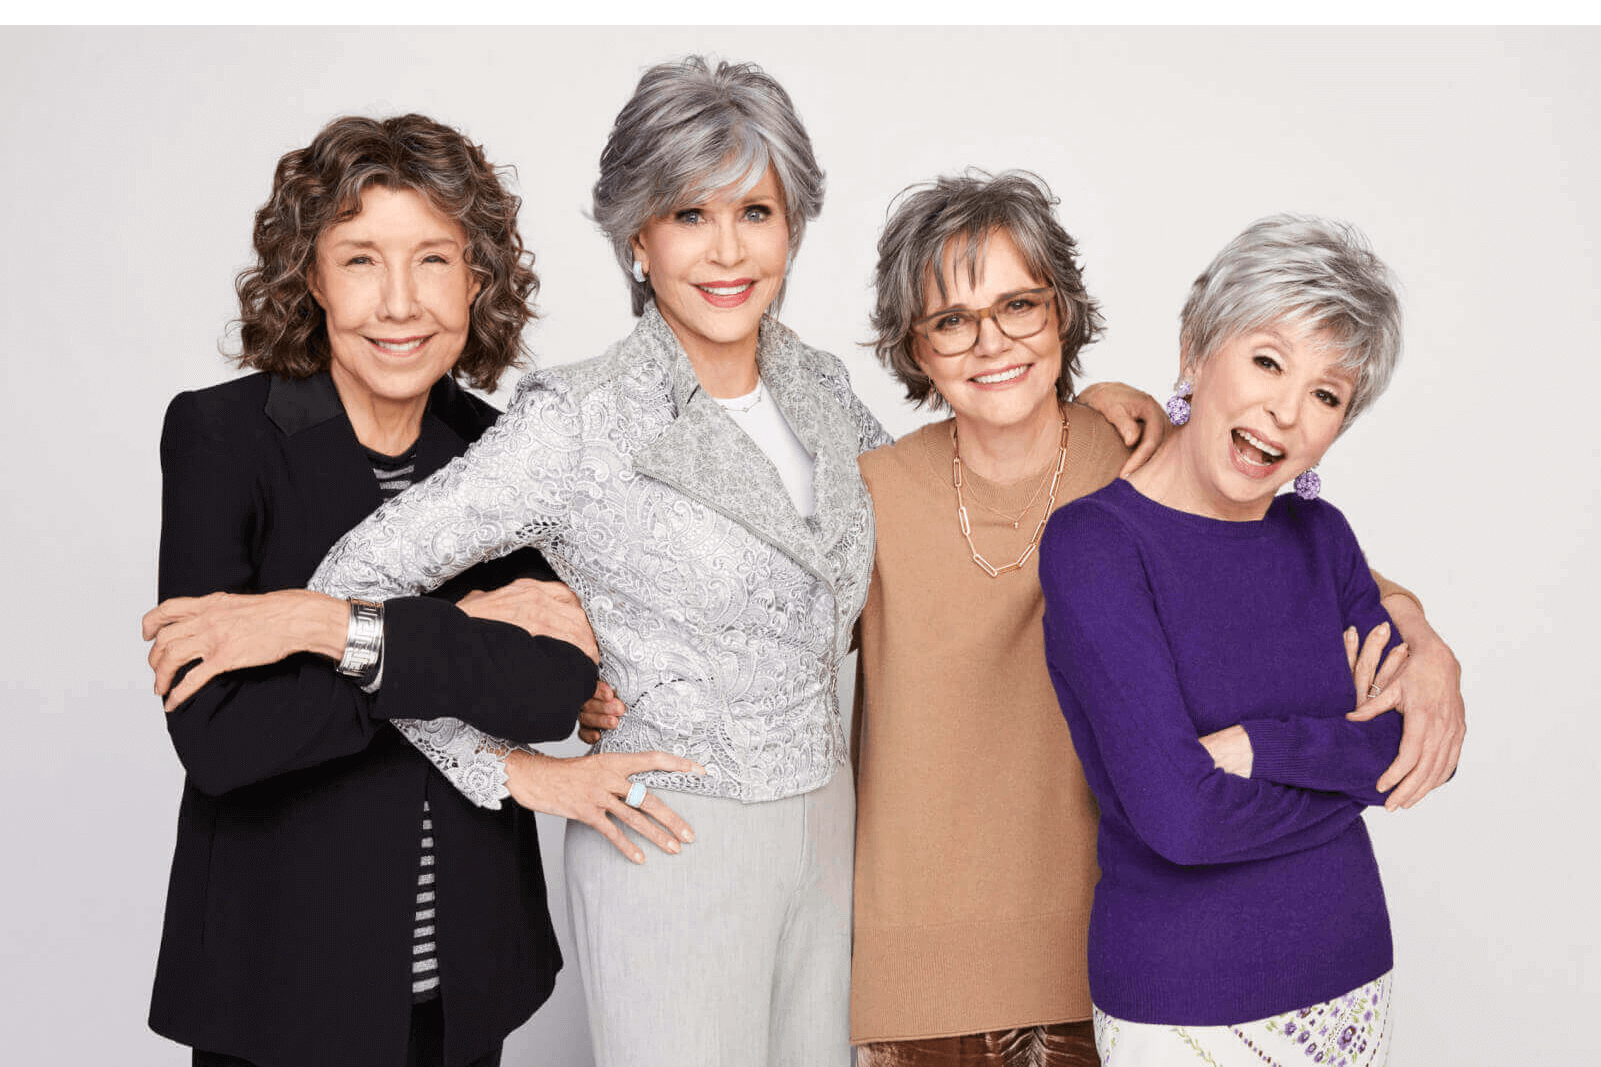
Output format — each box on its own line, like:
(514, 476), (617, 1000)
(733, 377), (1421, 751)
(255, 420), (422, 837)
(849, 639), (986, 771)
(858, 1021), (1099, 1067)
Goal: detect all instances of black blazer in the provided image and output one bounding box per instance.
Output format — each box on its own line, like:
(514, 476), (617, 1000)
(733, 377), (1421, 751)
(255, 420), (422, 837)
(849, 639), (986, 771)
(148, 371), (596, 1067)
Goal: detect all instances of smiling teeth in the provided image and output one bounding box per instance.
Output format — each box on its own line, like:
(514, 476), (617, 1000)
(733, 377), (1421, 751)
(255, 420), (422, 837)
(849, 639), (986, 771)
(1237, 429), (1283, 457)
(373, 338), (425, 353)
(699, 283), (752, 296)
(973, 366), (1027, 384)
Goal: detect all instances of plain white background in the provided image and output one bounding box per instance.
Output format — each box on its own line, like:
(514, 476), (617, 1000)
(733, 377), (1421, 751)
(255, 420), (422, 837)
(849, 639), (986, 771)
(2, 25), (1596, 1065)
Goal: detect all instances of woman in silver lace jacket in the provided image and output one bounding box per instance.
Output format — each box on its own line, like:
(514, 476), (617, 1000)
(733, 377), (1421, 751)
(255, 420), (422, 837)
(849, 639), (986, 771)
(310, 58), (884, 1066)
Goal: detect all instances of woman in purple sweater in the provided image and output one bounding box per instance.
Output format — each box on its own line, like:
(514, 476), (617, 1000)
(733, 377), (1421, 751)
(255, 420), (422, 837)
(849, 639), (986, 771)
(1040, 215), (1432, 1065)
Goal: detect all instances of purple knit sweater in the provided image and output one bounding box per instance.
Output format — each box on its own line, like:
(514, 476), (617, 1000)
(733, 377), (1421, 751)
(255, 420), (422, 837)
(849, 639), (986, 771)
(1040, 477), (1401, 1025)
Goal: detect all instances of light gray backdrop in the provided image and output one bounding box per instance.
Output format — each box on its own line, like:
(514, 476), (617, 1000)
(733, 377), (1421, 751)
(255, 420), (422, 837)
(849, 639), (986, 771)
(2, 25), (1595, 1066)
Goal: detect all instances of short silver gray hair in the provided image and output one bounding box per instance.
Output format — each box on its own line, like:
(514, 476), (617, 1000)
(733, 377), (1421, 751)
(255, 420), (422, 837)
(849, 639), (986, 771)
(869, 170), (1104, 411)
(592, 55), (826, 316)
(1181, 214), (1402, 426)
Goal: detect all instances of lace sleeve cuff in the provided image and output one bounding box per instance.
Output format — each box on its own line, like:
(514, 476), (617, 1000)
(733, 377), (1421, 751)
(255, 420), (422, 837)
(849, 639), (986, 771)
(390, 716), (513, 809)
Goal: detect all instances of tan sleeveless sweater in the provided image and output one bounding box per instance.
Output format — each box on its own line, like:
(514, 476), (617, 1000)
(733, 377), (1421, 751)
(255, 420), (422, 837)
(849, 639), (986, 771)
(849, 405), (1126, 1042)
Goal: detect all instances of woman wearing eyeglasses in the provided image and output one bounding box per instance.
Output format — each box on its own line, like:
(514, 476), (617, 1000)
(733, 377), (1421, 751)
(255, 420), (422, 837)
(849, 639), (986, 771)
(848, 174), (1464, 1066)
(850, 170), (1134, 1067)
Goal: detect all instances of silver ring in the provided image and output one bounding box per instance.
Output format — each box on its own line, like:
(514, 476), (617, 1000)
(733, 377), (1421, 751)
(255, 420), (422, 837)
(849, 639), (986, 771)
(1367, 683), (1383, 698)
(624, 781), (647, 808)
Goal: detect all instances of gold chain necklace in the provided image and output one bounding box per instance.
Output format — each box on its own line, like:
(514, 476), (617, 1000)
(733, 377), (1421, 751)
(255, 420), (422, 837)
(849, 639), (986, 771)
(951, 409), (1070, 578)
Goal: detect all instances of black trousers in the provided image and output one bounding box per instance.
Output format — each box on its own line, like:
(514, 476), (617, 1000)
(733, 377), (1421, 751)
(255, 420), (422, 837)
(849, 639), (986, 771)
(191, 998), (504, 1067)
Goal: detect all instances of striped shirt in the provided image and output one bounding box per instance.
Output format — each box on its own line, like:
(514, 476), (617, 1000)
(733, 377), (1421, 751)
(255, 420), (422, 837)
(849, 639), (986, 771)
(366, 446), (440, 1003)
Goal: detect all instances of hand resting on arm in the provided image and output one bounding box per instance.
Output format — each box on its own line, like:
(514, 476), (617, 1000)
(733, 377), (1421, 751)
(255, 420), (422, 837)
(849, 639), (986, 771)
(1351, 592), (1466, 809)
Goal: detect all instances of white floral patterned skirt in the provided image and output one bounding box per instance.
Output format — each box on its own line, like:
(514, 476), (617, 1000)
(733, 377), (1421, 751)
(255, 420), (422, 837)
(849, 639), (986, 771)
(1092, 971), (1393, 1067)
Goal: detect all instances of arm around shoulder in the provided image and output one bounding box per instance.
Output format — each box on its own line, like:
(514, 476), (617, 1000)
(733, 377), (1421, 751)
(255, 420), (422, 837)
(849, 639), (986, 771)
(310, 370), (585, 601)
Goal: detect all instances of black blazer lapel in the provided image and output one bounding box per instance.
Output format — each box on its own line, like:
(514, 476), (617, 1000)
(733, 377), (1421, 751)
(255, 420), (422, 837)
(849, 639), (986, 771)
(264, 373), (385, 570)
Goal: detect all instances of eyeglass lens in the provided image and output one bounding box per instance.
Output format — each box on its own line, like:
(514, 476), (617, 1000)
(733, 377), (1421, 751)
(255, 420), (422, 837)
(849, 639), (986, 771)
(923, 290), (1052, 355)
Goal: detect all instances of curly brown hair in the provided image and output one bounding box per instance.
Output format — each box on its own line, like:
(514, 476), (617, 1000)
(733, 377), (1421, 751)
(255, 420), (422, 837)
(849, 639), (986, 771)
(234, 113), (537, 392)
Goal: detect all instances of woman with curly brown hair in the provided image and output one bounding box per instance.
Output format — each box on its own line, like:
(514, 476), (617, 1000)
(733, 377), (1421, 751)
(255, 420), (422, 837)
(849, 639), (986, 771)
(140, 113), (699, 1067)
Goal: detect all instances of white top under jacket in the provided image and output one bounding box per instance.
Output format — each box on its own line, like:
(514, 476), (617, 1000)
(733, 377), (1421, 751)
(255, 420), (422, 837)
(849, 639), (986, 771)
(713, 382), (817, 519)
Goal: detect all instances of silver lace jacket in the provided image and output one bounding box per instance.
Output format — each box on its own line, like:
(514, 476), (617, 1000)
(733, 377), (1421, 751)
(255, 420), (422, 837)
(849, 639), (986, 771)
(309, 305), (891, 807)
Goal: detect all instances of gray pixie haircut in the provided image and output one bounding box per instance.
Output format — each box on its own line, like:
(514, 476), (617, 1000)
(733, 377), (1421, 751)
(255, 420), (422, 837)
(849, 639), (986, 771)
(1181, 214), (1402, 426)
(592, 55), (826, 316)
(870, 170), (1104, 411)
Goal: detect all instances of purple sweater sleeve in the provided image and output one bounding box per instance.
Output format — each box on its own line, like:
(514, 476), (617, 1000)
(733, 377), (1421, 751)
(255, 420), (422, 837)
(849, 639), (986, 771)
(1041, 503), (1367, 868)
(1237, 504), (1403, 805)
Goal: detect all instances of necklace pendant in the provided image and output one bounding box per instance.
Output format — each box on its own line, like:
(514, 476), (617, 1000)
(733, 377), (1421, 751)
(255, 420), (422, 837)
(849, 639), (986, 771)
(1011, 520), (1020, 529)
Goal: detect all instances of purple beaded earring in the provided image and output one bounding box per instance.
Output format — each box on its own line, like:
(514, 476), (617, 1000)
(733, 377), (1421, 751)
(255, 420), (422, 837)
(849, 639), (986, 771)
(1293, 466), (1322, 500)
(1165, 377), (1194, 426)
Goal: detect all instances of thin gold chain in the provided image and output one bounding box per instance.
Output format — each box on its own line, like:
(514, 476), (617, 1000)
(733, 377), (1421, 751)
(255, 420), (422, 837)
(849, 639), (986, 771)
(958, 457), (1055, 529)
(951, 409), (1070, 578)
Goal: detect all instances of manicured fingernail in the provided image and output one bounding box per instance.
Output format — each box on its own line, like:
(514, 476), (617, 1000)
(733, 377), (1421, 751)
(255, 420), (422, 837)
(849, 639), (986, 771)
(680, 828), (695, 843)
(667, 841), (680, 853)
(632, 852), (645, 864)
(1379, 622), (1390, 632)
(692, 762), (707, 775)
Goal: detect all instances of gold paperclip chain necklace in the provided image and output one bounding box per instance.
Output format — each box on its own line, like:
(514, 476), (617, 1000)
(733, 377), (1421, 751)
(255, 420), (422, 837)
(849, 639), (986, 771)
(950, 408), (1070, 578)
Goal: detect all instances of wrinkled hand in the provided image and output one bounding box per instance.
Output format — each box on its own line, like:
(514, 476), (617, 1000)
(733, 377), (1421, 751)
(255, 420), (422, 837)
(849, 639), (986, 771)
(1077, 380), (1167, 476)
(142, 590), (345, 711)
(458, 579), (598, 664)
(577, 680), (626, 744)
(505, 748), (705, 864)
(1199, 724), (1254, 778)
(1348, 607), (1465, 810)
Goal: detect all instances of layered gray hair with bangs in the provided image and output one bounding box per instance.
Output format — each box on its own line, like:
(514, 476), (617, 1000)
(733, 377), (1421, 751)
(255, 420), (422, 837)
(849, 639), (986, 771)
(870, 170), (1104, 410)
(592, 55), (826, 316)
(1181, 214), (1402, 426)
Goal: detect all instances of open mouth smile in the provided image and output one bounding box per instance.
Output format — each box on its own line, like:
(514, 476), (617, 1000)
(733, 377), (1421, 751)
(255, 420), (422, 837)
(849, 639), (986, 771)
(1230, 427), (1287, 478)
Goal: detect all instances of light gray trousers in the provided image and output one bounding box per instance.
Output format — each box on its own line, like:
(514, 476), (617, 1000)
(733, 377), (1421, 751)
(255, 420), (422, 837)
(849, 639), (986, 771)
(564, 768), (854, 1067)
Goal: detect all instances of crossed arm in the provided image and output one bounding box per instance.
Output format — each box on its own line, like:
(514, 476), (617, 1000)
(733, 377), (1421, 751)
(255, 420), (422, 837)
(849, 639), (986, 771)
(1081, 381), (1463, 807)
